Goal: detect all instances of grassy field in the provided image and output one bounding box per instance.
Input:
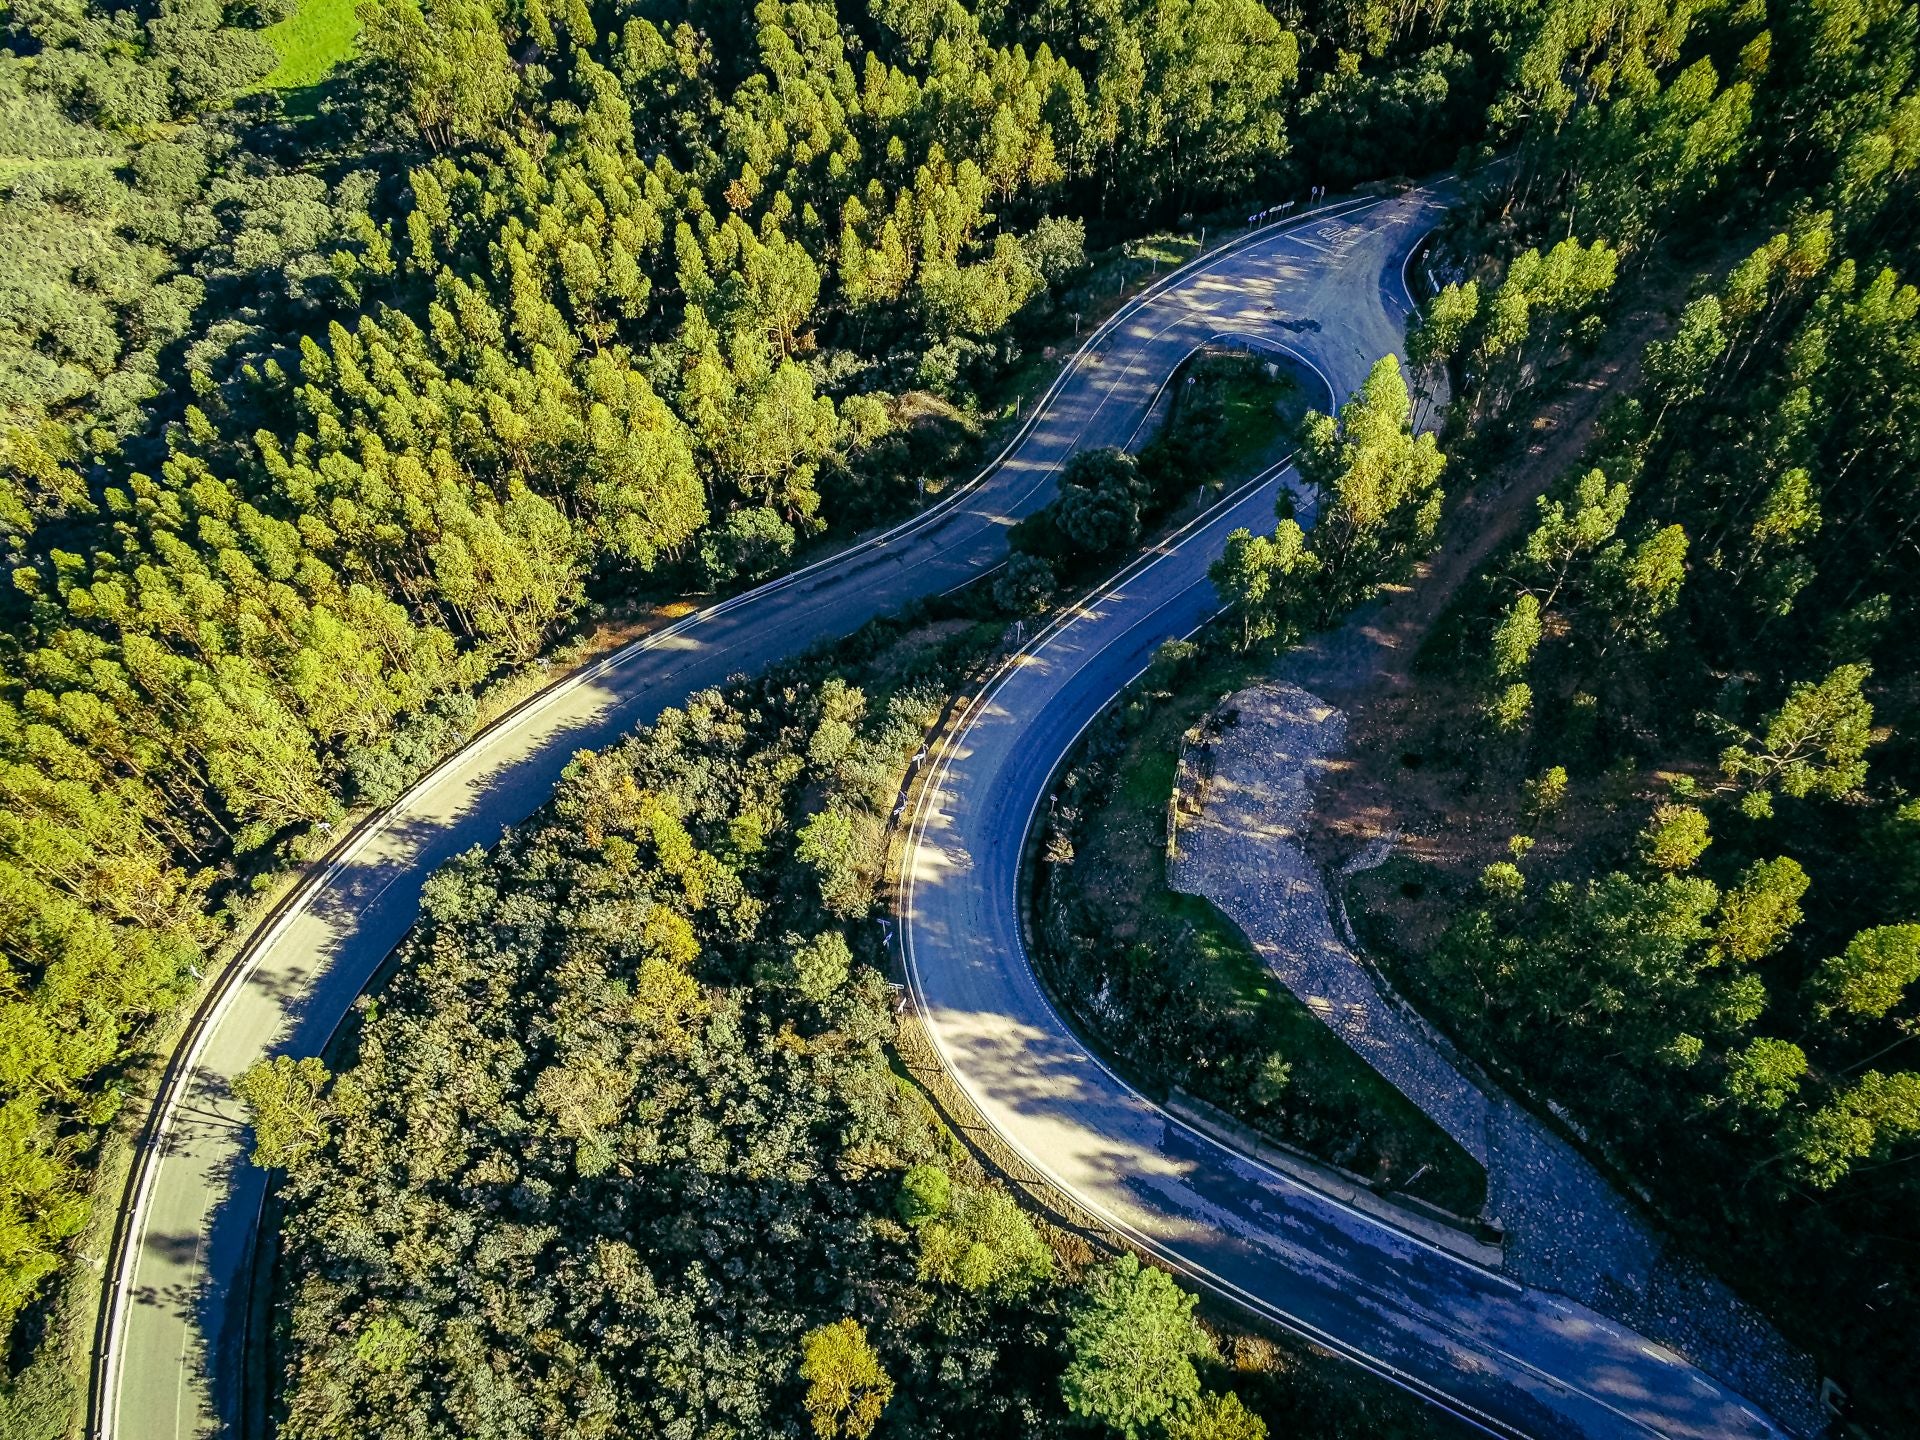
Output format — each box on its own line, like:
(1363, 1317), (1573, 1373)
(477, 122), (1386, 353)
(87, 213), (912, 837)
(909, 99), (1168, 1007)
(1200, 352), (1313, 476)
(258, 0), (359, 91)
(1127, 232), (1203, 270)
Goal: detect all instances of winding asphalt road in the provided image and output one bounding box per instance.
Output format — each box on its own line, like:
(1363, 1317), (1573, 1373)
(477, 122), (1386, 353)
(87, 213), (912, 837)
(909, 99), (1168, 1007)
(94, 181), (1791, 1440)
(893, 199), (1801, 1437)
(897, 463), (1797, 1440)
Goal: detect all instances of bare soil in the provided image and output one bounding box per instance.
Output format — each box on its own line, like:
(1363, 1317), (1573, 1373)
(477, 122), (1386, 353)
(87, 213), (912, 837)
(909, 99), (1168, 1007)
(1298, 259), (1698, 911)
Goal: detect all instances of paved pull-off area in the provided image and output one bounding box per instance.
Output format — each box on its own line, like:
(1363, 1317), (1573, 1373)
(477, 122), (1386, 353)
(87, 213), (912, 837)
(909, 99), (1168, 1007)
(1168, 680), (1822, 1435)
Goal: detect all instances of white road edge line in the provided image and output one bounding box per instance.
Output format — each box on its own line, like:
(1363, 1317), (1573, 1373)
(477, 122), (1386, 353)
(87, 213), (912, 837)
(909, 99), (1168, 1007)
(894, 459), (1540, 1436)
(898, 486), (1678, 1438)
(90, 188), (1415, 1440)
(892, 212), (1774, 1434)
(905, 443), (1537, 1287)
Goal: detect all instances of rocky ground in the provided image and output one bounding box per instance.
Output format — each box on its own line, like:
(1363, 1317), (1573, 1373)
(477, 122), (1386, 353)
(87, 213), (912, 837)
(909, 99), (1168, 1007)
(1169, 680), (1823, 1436)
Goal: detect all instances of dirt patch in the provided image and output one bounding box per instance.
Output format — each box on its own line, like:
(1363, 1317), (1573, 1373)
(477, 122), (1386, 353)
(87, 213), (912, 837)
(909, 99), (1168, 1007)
(1256, 248), (1826, 1436)
(1035, 649), (1490, 1215)
(1295, 258), (1696, 890)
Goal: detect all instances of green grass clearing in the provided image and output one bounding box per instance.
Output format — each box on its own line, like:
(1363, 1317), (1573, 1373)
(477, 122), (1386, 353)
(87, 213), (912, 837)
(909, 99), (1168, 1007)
(258, 0), (360, 91)
(1199, 352), (1314, 477)
(1121, 741), (1180, 809)
(1133, 232), (1202, 269)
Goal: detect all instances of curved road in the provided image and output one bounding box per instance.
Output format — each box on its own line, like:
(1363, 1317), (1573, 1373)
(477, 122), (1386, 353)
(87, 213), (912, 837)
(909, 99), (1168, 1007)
(896, 200), (1798, 1439)
(95, 187), (1396, 1440)
(94, 180), (1790, 1440)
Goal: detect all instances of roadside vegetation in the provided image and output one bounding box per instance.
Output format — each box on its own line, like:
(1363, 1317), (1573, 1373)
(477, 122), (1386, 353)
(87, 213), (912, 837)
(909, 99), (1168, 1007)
(1184, 0), (1920, 1430)
(5, 0), (1915, 1432)
(992, 350), (1312, 616)
(241, 608), (1444, 1440)
(1033, 637), (1488, 1217)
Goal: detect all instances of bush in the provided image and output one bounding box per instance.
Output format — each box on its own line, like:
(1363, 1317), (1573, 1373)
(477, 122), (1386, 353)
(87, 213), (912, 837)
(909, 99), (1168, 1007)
(790, 929), (853, 1001)
(1010, 447), (1147, 572)
(1022, 215), (1087, 286)
(914, 336), (992, 401)
(993, 552), (1058, 614)
(1641, 802), (1711, 871)
(895, 1163), (952, 1225)
(341, 693), (480, 808)
(914, 1182), (1053, 1295)
(701, 506), (797, 587)
(1063, 1254), (1212, 1439)
(0, 1356), (75, 1440)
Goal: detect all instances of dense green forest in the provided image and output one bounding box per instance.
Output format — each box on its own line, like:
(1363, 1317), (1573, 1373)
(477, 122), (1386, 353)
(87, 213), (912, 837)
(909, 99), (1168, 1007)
(0, 0), (1299, 1363)
(244, 617), (1443, 1439)
(6, 0), (1918, 1430)
(1409, 207), (1920, 1424)
(1208, 0), (1920, 1427)
(0, 0), (1553, 1379)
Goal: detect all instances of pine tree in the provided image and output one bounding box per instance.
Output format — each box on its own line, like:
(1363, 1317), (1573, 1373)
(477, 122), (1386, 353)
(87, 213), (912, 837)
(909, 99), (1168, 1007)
(1295, 355), (1445, 616)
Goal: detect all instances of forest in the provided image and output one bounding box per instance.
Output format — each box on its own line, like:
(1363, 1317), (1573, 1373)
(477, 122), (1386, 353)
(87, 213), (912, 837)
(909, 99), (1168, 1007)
(1200, 0), (1920, 1427)
(238, 616), (1443, 1438)
(0, 0), (1532, 1391)
(3, 0), (1918, 1432)
(0, 0), (1347, 1378)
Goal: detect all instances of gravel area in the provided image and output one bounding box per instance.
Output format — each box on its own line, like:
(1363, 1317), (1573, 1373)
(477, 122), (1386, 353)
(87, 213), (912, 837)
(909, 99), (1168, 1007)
(1169, 679), (1824, 1436)
(1169, 687), (1491, 1164)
